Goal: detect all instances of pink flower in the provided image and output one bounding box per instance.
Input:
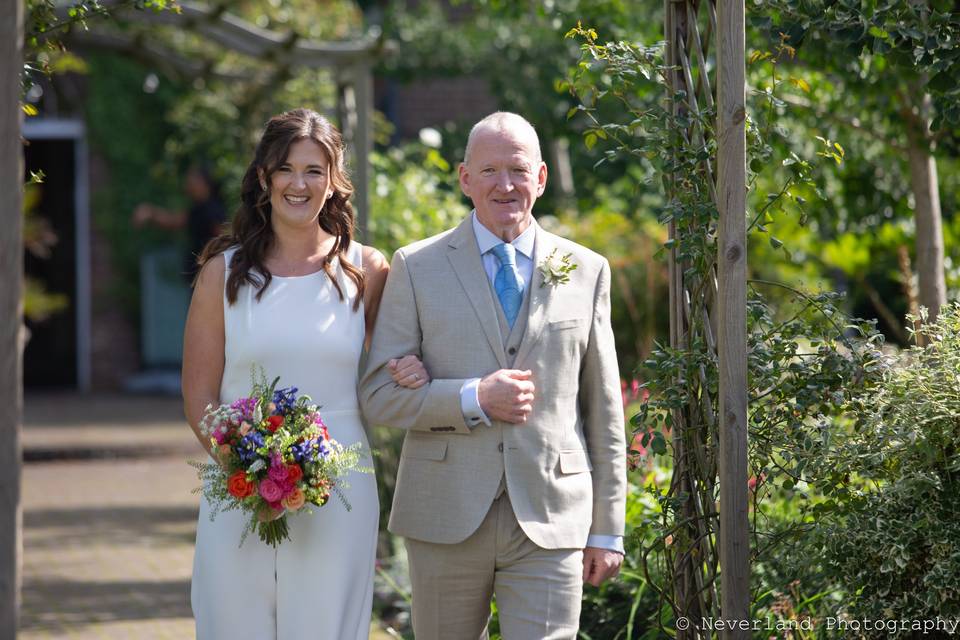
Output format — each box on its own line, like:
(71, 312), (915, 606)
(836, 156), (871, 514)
(258, 478), (284, 503)
(268, 464), (289, 483)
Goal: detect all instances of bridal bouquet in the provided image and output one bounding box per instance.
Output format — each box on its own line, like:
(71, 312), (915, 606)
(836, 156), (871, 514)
(191, 369), (368, 547)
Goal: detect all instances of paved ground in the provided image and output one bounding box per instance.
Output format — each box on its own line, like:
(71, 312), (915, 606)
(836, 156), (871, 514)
(19, 392), (398, 640)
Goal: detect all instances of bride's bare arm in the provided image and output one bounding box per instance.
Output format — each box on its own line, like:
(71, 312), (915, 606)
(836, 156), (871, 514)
(362, 245), (430, 389)
(361, 245), (390, 350)
(182, 254), (226, 456)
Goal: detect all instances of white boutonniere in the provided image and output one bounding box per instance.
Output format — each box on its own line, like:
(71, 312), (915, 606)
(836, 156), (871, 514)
(538, 249), (578, 287)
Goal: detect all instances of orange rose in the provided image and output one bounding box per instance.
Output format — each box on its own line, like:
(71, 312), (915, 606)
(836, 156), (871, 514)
(281, 488), (306, 511)
(227, 470), (255, 498)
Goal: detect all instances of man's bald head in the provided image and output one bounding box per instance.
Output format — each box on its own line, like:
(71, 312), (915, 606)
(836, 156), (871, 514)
(463, 112), (543, 164)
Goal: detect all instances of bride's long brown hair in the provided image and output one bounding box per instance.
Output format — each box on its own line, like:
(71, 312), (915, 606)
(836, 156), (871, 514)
(199, 108), (364, 310)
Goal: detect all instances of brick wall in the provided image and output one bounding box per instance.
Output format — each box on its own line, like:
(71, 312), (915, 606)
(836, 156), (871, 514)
(384, 75), (500, 141)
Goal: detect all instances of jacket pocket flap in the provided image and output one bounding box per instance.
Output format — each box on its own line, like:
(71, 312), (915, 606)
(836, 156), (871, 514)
(403, 439), (448, 461)
(559, 449), (592, 474)
(549, 318), (587, 330)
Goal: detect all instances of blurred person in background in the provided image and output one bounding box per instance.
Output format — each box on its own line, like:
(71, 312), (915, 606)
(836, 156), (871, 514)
(132, 164), (227, 282)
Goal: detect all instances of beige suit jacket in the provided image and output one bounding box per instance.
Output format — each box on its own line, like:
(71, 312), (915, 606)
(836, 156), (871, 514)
(359, 216), (626, 549)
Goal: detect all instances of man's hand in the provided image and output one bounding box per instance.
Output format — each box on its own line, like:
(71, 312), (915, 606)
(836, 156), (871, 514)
(478, 369), (535, 424)
(582, 547), (622, 587)
(388, 355), (430, 389)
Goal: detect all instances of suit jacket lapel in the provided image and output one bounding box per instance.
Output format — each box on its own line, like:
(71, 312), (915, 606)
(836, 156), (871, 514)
(447, 217), (509, 368)
(514, 224), (556, 368)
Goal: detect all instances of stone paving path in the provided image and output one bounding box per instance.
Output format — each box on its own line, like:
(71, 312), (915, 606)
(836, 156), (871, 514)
(19, 392), (396, 640)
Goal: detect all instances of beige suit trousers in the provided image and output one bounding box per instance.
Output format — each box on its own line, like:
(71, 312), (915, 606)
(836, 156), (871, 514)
(405, 491), (583, 640)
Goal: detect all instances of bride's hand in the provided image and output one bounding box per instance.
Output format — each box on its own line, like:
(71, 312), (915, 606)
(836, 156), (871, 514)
(389, 355), (430, 389)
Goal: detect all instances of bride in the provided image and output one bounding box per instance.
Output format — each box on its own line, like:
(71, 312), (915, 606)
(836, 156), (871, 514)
(181, 108), (427, 639)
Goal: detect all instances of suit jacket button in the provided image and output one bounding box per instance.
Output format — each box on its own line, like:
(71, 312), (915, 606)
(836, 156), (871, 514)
(507, 347), (517, 355)
(498, 443), (504, 452)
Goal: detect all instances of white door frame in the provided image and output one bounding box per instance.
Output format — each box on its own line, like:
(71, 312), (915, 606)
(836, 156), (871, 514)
(22, 117), (91, 391)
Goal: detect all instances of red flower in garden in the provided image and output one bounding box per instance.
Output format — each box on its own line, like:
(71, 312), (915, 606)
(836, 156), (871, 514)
(266, 415), (285, 432)
(227, 470), (255, 498)
(747, 473), (766, 492)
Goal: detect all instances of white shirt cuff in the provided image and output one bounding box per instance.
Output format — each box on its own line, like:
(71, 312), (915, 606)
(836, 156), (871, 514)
(460, 378), (491, 428)
(586, 534), (624, 554)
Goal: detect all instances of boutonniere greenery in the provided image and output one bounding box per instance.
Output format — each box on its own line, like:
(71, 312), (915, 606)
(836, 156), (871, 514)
(538, 249), (578, 287)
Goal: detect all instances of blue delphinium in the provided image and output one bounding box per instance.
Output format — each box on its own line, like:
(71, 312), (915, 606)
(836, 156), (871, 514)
(272, 386), (298, 414)
(316, 440), (330, 460)
(291, 438), (330, 463)
(237, 431), (265, 464)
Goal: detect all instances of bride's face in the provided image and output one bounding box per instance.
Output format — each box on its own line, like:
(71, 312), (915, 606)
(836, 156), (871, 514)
(265, 139), (333, 229)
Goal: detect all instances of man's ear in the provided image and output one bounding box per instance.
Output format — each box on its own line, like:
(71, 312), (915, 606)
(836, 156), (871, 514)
(537, 161), (548, 197)
(458, 162), (470, 198)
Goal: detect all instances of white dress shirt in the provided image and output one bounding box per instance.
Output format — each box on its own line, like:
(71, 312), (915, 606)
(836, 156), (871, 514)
(457, 212), (624, 554)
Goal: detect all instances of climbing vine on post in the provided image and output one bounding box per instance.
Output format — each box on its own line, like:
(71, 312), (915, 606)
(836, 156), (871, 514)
(565, 8), (885, 635)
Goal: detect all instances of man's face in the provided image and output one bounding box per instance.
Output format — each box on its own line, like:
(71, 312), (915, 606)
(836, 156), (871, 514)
(459, 127), (547, 241)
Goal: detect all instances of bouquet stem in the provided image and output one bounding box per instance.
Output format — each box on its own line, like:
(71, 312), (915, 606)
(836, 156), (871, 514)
(258, 516), (290, 547)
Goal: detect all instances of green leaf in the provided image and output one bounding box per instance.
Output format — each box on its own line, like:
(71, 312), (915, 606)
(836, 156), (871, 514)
(651, 431), (667, 455)
(770, 236), (784, 249)
(584, 132), (598, 150)
(928, 70), (957, 94)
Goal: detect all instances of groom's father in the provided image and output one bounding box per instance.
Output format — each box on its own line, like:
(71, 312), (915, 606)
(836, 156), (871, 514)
(360, 112), (627, 640)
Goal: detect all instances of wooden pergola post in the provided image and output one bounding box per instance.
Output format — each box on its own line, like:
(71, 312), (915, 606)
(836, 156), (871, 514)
(717, 0), (750, 633)
(352, 62), (373, 240)
(1, 0), (24, 633)
(664, 0), (749, 632)
(335, 63), (374, 239)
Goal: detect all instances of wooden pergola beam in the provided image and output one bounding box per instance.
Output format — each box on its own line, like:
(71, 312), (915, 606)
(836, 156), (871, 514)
(53, 0), (379, 238)
(80, 0), (381, 67)
(67, 28), (255, 82)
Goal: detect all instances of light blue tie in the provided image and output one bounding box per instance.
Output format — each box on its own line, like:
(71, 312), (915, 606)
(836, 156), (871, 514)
(491, 242), (523, 328)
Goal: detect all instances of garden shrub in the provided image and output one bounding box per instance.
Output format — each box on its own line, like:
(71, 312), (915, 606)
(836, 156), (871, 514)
(811, 304), (960, 626)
